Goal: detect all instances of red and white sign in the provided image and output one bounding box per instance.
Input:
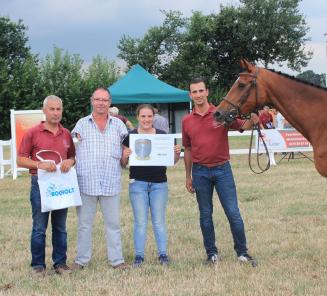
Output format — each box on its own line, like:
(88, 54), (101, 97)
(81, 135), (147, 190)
(257, 129), (312, 152)
(279, 130), (311, 148)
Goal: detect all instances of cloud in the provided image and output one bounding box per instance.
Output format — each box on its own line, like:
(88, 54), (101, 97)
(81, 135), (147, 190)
(271, 42), (327, 75)
(2, 0), (327, 74)
(305, 43), (327, 74)
(3, 0), (231, 33)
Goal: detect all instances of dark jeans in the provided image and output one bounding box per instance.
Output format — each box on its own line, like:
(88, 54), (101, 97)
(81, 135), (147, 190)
(30, 176), (68, 268)
(192, 162), (248, 257)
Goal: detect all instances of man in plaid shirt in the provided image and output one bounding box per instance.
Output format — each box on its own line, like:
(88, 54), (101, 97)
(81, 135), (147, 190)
(72, 87), (128, 270)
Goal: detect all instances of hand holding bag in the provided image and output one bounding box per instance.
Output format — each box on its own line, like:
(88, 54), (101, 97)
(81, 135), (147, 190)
(36, 150), (82, 212)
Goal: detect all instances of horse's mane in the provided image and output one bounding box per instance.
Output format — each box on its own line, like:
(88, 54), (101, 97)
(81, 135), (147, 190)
(266, 68), (327, 92)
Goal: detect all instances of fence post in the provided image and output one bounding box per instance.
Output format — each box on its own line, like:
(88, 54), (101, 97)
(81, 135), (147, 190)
(0, 140), (12, 179)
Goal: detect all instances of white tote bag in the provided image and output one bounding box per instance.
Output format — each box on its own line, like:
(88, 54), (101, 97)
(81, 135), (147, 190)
(36, 150), (82, 213)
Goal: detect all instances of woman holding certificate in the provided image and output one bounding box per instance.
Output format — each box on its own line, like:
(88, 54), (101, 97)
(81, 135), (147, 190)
(121, 104), (181, 267)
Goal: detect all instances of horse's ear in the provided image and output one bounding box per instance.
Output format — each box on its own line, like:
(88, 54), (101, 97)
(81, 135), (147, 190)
(239, 59), (255, 73)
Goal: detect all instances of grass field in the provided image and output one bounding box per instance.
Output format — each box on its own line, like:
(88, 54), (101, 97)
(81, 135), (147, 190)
(0, 152), (327, 296)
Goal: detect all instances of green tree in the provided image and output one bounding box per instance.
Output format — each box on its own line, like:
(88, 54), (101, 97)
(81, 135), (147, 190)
(237, 0), (312, 69)
(7, 55), (43, 110)
(0, 16), (121, 139)
(40, 48), (121, 130)
(84, 55), (120, 97)
(296, 70), (326, 87)
(40, 46), (86, 130)
(0, 17), (40, 139)
(0, 17), (30, 67)
(117, 0), (312, 100)
(118, 10), (186, 78)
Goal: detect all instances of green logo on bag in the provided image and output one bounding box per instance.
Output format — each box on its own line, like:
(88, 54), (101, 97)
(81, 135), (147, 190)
(46, 183), (75, 198)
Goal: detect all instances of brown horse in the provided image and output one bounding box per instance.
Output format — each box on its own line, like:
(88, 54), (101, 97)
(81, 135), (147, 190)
(214, 59), (327, 177)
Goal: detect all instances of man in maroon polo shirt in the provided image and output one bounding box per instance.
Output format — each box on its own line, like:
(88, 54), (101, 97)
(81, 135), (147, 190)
(182, 77), (258, 266)
(17, 95), (75, 276)
(259, 106), (274, 129)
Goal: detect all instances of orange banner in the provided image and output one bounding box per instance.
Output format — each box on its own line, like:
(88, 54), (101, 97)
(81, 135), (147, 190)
(15, 113), (44, 152)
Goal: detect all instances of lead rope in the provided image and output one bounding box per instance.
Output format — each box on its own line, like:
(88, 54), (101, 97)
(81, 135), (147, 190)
(248, 124), (270, 174)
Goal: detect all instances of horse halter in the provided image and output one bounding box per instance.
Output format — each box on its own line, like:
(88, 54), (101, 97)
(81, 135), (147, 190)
(221, 67), (270, 174)
(222, 67), (260, 122)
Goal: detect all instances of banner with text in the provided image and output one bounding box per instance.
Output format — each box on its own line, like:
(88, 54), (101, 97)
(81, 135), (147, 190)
(257, 129), (312, 152)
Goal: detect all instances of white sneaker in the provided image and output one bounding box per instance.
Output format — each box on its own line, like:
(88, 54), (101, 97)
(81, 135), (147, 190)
(238, 254), (257, 267)
(206, 254), (219, 265)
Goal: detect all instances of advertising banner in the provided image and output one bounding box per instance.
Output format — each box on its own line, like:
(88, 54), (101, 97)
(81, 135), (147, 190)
(10, 110), (45, 179)
(257, 129), (312, 152)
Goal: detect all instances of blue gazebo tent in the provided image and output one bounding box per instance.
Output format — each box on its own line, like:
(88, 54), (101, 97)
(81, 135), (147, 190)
(108, 64), (191, 132)
(109, 64), (190, 104)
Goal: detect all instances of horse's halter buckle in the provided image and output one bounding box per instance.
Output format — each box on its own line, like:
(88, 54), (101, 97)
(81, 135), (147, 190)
(222, 68), (259, 124)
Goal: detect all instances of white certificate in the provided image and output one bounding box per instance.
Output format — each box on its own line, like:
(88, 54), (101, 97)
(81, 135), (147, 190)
(129, 134), (175, 166)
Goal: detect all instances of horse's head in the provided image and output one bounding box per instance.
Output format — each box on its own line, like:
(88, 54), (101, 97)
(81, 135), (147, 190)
(214, 59), (266, 126)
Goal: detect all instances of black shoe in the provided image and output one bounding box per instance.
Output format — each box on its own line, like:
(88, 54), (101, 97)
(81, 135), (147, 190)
(206, 254), (219, 265)
(158, 254), (169, 265)
(237, 254), (257, 267)
(133, 256), (144, 268)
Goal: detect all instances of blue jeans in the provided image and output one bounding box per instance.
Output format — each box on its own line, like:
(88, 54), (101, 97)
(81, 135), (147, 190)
(192, 162), (247, 257)
(30, 176), (68, 268)
(129, 180), (168, 257)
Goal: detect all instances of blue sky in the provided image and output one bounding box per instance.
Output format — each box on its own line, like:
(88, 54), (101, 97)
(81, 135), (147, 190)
(2, 0), (327, 75)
